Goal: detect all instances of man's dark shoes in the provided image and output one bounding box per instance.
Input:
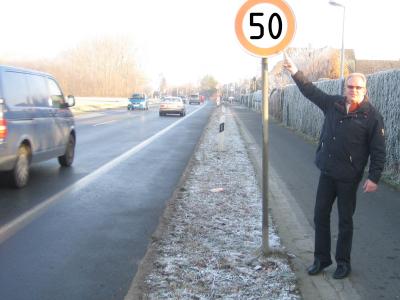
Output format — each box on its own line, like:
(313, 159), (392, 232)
(333, 263), (351, 279)
(307, 259), (332, 275)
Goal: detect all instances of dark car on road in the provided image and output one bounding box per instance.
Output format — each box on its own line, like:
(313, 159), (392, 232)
(0, 65), (76, 188)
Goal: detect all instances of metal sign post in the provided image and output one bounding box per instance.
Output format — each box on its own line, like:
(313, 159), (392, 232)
(261, 57), (269, 254)
(235, 0), (296, 256)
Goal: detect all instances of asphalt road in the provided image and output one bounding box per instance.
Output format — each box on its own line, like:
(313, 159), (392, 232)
(231, 104), (400, 300)
(0, 103), (213, 300)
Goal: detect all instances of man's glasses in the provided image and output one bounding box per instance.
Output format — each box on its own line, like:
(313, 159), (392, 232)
(347, 85), (364, 90)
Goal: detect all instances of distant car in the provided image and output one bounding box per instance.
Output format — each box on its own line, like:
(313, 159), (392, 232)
(189, 94), (201, 105)
(159, 97), (186, 117)
(0, 65), (76, 188)
(128, 93), (148, 110)
(180, 96), (188, 104)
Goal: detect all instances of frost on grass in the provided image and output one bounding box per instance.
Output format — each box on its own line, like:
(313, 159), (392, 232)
(143, 108), (300, 299)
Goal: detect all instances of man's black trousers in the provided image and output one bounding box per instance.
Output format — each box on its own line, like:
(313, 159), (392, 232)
(314, 173), (361, 265)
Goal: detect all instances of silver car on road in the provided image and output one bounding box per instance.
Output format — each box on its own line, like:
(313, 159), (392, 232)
(159, 97), (186, 117)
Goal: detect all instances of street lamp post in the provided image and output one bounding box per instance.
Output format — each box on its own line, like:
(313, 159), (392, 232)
(329, 0), (346, 94)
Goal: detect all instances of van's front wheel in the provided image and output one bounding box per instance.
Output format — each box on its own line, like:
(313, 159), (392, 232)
(58, 134), (75, 167)
(11, 145), (31, 188)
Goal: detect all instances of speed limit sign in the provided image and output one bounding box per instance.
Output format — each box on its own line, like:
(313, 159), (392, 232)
(235, 0), (296, 255)
(235, 0), (296, 57)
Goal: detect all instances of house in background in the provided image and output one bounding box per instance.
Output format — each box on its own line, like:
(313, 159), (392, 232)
(269, 47), (400, 90)
(354, 59), (400, 74)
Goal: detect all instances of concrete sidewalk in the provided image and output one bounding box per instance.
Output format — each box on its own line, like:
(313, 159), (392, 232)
(232, 106), (362, 300)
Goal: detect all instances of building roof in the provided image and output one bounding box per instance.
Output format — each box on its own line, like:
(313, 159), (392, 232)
(355, 59), (400, 74)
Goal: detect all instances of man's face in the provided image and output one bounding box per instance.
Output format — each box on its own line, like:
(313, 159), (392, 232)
(345, 76), (366, 104)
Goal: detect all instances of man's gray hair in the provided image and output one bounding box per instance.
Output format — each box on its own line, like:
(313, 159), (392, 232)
(346, 73), (367, 87)
(345, 72), (368, 101)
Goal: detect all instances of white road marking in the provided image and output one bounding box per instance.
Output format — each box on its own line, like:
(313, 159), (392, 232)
(0, 103), (207, 244)
(74, 112), (105, 120)
(93, 120), (116, 126)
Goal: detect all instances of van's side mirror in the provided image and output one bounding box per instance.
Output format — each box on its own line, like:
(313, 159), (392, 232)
(67, 95), (75, 107)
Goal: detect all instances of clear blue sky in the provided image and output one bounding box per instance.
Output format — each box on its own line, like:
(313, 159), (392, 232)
(1, 0), (398, 85)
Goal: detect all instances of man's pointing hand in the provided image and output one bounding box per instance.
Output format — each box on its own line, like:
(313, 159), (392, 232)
(282, 51), (298, 75)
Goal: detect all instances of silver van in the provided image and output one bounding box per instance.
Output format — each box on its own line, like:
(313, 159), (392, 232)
(0, 65), (76, 188)
(189, 94), (201, 105)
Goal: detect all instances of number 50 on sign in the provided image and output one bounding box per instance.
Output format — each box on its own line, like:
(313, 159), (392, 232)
(235, 0), (296, 57)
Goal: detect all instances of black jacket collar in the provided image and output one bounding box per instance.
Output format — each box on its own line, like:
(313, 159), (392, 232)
(334, 98), (370, 115)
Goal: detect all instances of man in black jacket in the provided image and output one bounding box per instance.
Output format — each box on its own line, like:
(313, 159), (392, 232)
(283, 52), (386, 279)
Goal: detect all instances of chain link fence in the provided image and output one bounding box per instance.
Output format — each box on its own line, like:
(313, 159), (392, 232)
(269, 70), (400, 186)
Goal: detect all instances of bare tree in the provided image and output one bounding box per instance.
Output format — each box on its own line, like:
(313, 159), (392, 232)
(270, 47), (351, 90)
(0, 35), (148, 97)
